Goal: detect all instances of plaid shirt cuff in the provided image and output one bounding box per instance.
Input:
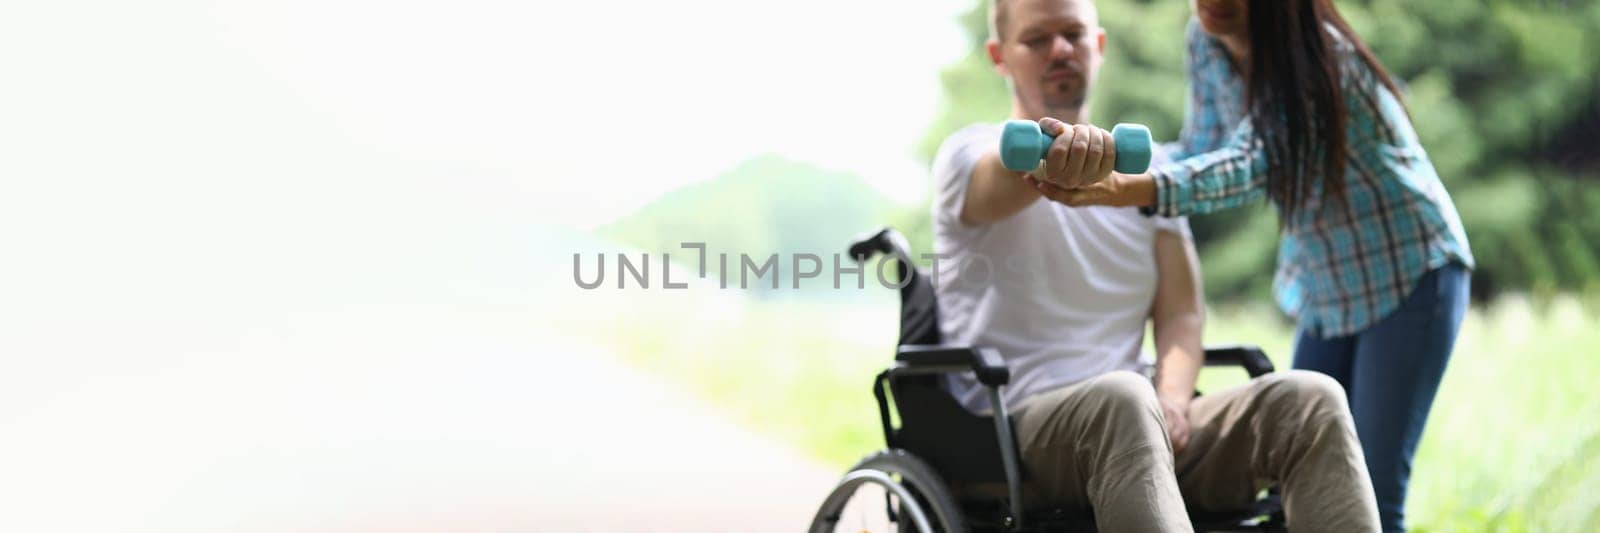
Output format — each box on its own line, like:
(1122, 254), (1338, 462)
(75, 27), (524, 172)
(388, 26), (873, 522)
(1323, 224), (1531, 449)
(1145, 163), (1189, 218)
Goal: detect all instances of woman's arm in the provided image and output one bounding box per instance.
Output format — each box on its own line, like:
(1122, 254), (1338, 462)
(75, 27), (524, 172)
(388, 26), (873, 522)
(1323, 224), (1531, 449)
(1030, 18), (1270, 215)
(1025, 121), (1270, 216)
(1165, 18), (1236, 162)
(1146, 121), (1271, 217)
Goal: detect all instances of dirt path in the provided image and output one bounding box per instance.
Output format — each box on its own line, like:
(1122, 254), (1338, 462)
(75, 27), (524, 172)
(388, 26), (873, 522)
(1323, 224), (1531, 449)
(0, 304), (843, 532)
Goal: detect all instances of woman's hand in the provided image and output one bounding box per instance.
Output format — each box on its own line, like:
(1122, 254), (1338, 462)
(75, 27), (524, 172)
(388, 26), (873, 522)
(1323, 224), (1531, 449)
(1034, 117), (1117, 189)
(1023, 172), (1157, 208)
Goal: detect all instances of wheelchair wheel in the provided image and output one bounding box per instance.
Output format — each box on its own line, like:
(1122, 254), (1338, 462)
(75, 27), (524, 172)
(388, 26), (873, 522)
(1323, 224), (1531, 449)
(808, 450), (967, 533)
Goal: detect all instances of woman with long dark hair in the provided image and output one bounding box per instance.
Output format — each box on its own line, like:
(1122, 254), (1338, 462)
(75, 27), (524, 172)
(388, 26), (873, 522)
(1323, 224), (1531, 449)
(1025, 0), (1473, 530)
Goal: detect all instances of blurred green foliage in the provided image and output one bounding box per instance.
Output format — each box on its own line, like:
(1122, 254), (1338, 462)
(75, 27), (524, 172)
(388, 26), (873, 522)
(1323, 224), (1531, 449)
(599, 156), (898, 299)
(915, 0), (1600, 303)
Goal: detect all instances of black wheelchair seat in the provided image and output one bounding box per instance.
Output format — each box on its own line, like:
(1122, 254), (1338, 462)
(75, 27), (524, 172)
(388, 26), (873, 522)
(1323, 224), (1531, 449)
(811, 227), (1285, 533)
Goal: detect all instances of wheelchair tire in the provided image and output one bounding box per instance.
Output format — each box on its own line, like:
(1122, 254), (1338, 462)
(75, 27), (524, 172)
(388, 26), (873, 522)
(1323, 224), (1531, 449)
(809, 449), (967, 533)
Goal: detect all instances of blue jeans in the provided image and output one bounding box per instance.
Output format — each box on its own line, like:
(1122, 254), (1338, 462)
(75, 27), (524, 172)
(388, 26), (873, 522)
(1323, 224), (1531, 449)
(1292, 263), (1469, 533)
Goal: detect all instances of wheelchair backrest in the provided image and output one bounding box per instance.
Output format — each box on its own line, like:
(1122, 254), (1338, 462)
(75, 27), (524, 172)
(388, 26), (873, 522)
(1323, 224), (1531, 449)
(846, 227), (941, 346)
(851, 227), (1018, 486)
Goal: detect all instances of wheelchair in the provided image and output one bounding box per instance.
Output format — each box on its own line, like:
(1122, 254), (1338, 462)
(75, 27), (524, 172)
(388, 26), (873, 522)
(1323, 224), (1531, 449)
(809, 228), (1286, 533)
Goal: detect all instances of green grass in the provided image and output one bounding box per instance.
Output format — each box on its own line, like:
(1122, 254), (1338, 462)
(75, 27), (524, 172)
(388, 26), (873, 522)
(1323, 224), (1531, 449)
(551, 289), (894, 467)
(1192, 299), (1600, 531)
(555, 291), (1600, 531)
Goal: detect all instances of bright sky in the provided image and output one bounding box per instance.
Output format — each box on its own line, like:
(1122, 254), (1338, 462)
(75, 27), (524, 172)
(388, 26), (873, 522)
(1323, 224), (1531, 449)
(4, 0), (974, 226)
(12, 0), (972, 231)
(0, 0), (976, 381)
(529, 0), (974, 227)
(0, 3), (975, 528)
(0, 0), (976, 382)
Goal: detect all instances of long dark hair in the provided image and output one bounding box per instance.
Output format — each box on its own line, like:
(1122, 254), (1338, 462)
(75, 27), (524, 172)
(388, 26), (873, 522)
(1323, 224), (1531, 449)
(1245, 0), (1403, 218)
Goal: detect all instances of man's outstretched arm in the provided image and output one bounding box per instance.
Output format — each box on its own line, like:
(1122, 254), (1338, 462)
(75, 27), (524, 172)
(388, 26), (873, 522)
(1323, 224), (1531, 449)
(959, 149), (1044, 225)
(1151, 226), (1205, 453)
(960, 119), (1115, 225)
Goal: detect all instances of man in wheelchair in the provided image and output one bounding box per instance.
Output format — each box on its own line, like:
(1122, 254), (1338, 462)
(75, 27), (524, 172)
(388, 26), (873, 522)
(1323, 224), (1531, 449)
(895, 0), (1379, 530)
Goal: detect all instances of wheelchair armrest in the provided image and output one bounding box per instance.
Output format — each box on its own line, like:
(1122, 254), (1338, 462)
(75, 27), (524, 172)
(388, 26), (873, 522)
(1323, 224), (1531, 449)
(895, 344), (1010, 386)
(1203, 344), (1275, 378)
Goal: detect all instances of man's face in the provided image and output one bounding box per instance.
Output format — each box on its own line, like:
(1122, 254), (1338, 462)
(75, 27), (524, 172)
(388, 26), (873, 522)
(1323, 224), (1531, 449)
(988, 0), (1106, 122)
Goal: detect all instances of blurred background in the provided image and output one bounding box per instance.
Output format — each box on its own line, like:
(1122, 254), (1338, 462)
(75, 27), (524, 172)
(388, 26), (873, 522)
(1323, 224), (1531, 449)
(2, 0), (1597, 531)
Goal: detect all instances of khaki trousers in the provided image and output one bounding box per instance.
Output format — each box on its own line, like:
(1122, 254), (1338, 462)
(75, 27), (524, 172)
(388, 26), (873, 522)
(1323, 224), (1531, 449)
(1009, 370), (1380, 532)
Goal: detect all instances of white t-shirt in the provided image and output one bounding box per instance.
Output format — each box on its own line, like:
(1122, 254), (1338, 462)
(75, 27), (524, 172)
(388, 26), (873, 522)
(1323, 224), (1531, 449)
(931, 123), (1192, 414)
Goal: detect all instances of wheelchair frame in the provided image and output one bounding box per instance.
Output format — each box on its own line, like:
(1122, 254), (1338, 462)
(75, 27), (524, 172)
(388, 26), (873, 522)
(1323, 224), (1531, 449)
(809, 227), (1284, 533)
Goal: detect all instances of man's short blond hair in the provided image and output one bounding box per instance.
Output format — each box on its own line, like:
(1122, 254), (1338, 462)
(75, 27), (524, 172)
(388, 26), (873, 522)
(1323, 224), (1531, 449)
(989, 0), (1101, 42)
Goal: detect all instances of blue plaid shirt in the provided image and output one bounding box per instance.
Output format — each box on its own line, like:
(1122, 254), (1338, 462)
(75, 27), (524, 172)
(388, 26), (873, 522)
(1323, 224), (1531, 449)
(1150, 20), (1474, 338)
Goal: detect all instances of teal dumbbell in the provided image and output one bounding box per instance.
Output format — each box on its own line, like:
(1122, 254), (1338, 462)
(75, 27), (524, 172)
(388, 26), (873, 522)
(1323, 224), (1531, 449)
(999, 120), (1153, 174)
